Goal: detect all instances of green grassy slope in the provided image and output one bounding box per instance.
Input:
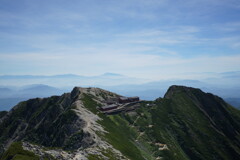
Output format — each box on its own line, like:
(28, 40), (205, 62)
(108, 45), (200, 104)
(135, 86), (240, 160)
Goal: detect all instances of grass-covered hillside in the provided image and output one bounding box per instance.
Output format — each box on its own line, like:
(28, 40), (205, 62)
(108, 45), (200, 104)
(137, 85), (240, 159)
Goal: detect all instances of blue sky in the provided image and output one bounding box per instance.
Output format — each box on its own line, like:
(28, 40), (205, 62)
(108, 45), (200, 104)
(0, 0), (240, 80)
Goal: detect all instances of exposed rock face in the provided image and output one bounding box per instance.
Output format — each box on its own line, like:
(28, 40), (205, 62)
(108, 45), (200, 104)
(0, 93), (87, 151)
(0, 111), (7, 119)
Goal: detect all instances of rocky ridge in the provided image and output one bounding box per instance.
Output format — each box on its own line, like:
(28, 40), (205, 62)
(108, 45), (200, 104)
(0, 87), (127, 160)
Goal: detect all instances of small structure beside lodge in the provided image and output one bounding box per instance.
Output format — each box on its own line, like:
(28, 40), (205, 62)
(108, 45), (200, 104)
(99, 96), (140, 114)
(105, 97), (118, 105)
(99, 104), (119, 111)
(119, 96), (140, 103)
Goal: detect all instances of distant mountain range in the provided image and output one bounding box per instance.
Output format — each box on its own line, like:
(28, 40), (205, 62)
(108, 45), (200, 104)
(0, 84), (65, 98)
(0, 73), (148, 87)
(0, 72), (239, 111)
(0, 84), (67, 111)
(0, 80), (240, 111)
(1, 71), (239, 87)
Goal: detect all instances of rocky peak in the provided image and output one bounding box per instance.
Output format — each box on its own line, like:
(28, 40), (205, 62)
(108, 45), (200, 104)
(71, 87), (119, 102)
(71, 87), (81, 99)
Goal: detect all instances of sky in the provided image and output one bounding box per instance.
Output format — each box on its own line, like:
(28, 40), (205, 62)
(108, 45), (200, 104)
(0, 0), (240, 80)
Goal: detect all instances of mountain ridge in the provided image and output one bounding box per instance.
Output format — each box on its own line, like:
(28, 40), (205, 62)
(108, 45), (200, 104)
(1, 85), (240, 160)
